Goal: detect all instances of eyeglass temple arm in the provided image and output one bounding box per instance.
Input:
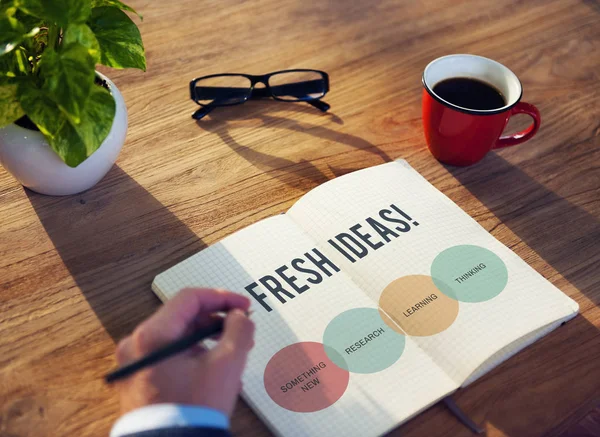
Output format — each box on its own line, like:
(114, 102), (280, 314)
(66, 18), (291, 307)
(307, 99), (330, 112)
(192, 105), (214, 120)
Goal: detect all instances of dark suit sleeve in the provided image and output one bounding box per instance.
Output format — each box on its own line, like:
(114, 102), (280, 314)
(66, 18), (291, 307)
(121, 427), (231, 437)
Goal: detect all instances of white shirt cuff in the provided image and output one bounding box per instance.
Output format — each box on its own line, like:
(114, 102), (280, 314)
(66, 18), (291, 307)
(110, 404), (229, 437)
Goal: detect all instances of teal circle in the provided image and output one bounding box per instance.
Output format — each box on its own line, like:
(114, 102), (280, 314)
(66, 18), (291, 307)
(323, 308), (405, 374)
(431, 245), (508, 303)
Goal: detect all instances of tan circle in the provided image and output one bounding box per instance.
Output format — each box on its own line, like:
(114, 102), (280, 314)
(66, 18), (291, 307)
(379, 275), (459, 336)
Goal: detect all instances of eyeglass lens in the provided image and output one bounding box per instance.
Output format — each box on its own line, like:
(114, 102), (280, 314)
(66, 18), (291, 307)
(194, 75), (252, 106)
(268, 71), (326, 101)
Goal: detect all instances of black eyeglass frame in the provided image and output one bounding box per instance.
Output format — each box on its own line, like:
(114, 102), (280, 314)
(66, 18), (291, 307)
(189, 69), (330, 119)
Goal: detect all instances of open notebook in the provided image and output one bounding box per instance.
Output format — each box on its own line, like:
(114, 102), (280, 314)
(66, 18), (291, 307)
(152, 160), (578, 437)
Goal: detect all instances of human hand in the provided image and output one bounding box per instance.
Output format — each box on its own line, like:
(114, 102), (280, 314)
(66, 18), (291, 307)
(114, 288), (254, 416)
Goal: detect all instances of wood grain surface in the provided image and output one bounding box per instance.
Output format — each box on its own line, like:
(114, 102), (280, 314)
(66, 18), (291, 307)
(1, 0), (599, 436)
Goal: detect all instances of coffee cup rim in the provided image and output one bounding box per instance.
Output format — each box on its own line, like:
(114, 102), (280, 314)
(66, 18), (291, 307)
(422, 54), (523, 116)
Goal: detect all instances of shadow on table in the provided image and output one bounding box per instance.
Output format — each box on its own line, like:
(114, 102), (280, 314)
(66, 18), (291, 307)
(27, 164), (374, 435)
(450, 150), (600, 432)
(196, 100), (392, 189)
(26, 165), (208, 341)
(398, 153), (600, 436)
(445, 152), (600, 306)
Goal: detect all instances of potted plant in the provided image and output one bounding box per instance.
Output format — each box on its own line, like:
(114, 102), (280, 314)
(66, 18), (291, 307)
(0, 0), (145, 195)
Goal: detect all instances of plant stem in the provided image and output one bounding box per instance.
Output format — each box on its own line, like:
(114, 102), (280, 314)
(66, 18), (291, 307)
(48, 25), (60, 50)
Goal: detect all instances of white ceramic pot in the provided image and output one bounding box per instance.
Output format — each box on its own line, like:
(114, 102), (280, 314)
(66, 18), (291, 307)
(0, 72), (127, 196)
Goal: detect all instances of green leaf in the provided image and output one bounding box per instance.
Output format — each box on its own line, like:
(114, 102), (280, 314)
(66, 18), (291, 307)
(63, 23), (100, 63)
(0, 46), (29, 76)
(15, 0), (91, 26)
(18, 83), (116, 167)
(91, 0), (142, 20)
(69, 84), (115, 156)
(0, 83), (24, 126)
(17, 82), (67, 138)
(39, 45), (95, 123)
(0, 5), (39, 56)
(14, 6), (44, 29)
(0, 1), (16, 14)
(88, 7), (145, 71)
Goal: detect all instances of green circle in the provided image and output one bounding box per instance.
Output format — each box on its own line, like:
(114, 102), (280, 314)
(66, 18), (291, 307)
(431, 245), (508, 303)
(323, 308), (405, 374)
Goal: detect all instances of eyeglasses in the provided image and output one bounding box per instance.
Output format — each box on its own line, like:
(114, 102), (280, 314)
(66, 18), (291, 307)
(189, 69), (330, 120)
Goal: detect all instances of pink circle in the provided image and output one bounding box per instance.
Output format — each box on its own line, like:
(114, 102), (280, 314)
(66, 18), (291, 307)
(264, 341), (350, 413)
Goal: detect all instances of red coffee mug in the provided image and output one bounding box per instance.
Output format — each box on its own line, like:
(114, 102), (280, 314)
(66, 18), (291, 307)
(422, 54), (541, 166)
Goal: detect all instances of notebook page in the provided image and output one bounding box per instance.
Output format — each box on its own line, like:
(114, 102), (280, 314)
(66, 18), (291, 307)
(153, 214), (456, 437)
(461, 318), (565, 386)
(287, 160), (579, 385)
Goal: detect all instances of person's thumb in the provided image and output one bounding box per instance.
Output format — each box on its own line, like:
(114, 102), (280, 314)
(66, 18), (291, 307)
(215, 309), (255, 360)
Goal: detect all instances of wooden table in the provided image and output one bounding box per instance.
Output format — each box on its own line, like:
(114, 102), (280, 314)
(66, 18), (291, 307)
(1, 0), (599, 435)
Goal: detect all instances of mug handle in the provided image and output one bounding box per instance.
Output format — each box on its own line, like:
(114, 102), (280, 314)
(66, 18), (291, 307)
(494, 102), (541, 149)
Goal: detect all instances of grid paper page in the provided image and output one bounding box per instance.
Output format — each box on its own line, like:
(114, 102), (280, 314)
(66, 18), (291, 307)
(287, 160), (579, 386)
(461, 318), (565, 386)
(153, 214), (457, 437)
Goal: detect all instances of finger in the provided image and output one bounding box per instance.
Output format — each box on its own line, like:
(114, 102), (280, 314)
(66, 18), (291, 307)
(207, 333), (223, 342)
(184, 317), (222, 356)
(187, 343), (208, 358)
(190, 312), (226, 333)
(215, 309), (255, 359)
(115, 336), (135, 365)
(133, 288), (250, 353)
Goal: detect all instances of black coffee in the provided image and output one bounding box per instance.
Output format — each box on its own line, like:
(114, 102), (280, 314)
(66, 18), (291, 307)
(432, 77), (506, 110)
